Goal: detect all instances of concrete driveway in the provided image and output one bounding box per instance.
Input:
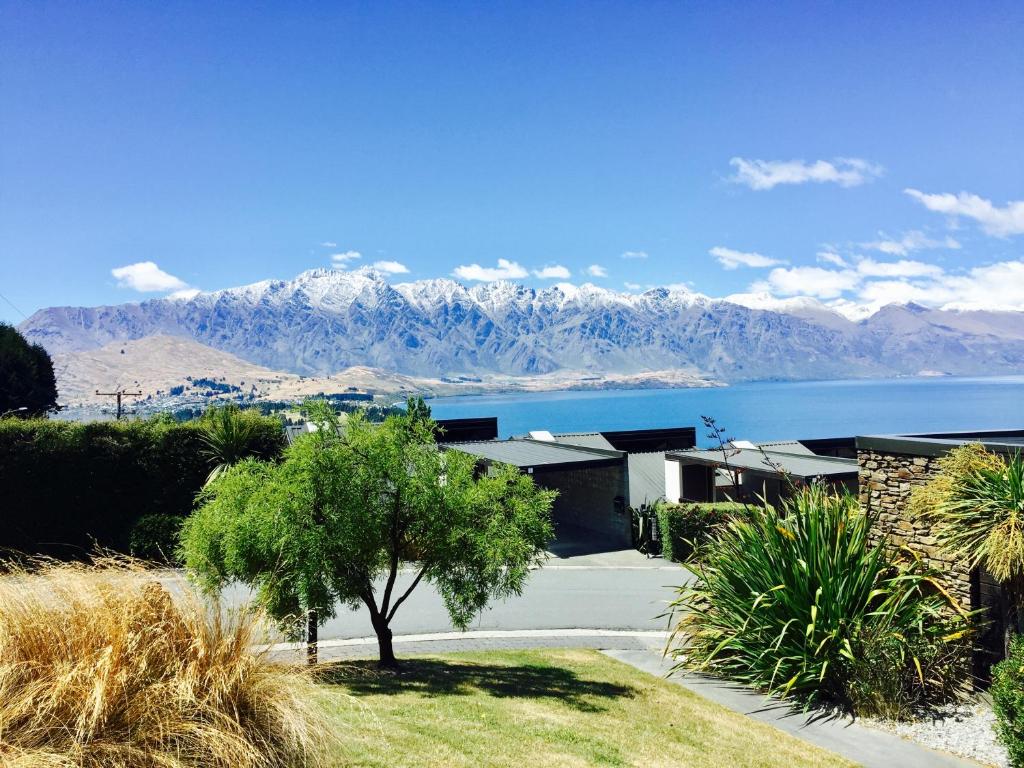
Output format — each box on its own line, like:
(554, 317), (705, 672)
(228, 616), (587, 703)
(218, 544), (691, 642)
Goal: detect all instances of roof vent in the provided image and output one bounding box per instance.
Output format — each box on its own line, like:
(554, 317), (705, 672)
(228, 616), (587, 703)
(528, 430), (556, 442)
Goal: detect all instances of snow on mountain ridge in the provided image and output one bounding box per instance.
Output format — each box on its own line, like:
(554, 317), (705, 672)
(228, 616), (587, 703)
(19, 267), (1024, 382)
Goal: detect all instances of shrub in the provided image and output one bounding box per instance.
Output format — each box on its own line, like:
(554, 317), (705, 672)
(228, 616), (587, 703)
(0, 558), (332, 767)
(669, 486), (973, 717)
(656, 501), (749, 562)
(911, 445), (1024, 658)
(993, 635), (1024, 767)
(0, 415), (284, 557)
(130, 514), (185, 564)
(199, 404), (268, 484)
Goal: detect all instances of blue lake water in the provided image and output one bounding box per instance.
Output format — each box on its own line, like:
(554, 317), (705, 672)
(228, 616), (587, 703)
(426, 376), (1024, 445)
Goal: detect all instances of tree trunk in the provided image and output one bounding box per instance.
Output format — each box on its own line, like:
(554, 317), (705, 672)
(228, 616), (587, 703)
(306, 608), (318, 666)
(374, 618), (398, 669)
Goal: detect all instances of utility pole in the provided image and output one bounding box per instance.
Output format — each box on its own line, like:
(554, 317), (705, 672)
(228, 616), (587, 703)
(95, 389), (143, 420)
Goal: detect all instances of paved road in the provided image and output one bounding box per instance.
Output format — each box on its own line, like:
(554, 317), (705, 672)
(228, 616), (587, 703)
(218, 547), (691, 643)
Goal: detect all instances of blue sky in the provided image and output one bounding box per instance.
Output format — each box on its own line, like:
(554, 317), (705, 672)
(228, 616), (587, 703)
(1, 0), (1022, 322)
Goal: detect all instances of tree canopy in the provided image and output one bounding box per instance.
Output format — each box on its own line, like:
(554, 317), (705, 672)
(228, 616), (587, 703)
(180, 399), (556, 666)
(0, 324), (59, 417)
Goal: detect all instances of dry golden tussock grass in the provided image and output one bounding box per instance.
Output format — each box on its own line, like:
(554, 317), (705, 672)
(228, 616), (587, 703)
(0, 558), (331, 768)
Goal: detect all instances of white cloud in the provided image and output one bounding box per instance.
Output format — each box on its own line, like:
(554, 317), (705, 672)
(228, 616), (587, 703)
(749, 256), (1024, 317)
(452, 258), (529, 281)
(856, 279), (937, 307)
(371, 260), (409, 275)
(729, 157), (883, 190)
(532, 264), (572, 280)
(817, 250), (849, 267)
(321, 241), (337, 248)
(862, 229), (961, 256)
(936, 260), (1024, 310)
(111, 261), (189, 292)
(855, 258), (945, 279)
(168, 288), (201, 301)
(905, 189), (1024, 237)
(624, 282), (642, 291)
(751, 266), (861, 299)
(711, 246), (782, 270)
(331, 250), (362, 265)
(586, 264), (608, 278)
(620, 250), (648, 259)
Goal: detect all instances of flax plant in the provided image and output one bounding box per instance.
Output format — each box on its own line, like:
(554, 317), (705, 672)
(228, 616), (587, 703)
(669, 486), (971, 717)
(199, 404), (260, 485)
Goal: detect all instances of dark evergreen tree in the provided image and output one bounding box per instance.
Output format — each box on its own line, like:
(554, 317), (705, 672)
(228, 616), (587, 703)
(0, 324), (59, 417)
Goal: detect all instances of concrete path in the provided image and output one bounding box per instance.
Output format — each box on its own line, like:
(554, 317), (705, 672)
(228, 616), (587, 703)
(604, 649), (985, 768)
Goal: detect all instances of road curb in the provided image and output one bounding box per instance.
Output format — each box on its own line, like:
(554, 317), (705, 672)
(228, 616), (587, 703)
(265, 628), (670, 653)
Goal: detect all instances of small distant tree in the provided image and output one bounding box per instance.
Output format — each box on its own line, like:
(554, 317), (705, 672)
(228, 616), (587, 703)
(181, 399), (555, 667)
(0, 323), (59, 417)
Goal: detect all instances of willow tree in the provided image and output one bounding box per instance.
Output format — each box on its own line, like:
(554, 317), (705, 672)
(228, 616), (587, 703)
(911, 444), (1024, 655)
(181, 399), (555, 667)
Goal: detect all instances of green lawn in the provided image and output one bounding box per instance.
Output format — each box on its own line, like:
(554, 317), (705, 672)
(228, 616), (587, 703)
(317, 649), (856, 768)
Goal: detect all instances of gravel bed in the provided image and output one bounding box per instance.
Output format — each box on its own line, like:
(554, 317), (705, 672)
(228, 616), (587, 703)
(863, 702), (1008, 767)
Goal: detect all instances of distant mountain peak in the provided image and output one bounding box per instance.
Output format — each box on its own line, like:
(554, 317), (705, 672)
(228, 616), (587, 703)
(18, 268), (1024, 383)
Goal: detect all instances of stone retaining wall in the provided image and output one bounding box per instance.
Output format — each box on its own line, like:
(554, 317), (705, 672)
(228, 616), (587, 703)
(857, 448), (973, 610)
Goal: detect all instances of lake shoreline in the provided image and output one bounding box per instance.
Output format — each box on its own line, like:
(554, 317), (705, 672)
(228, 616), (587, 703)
(425, 375), (1024, 442)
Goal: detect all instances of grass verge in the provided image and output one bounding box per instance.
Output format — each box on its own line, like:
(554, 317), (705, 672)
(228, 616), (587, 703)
(317, 649), (856, 768)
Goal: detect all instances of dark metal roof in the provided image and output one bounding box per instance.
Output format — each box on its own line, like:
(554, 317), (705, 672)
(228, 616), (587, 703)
(600, 426), (696, 452)
(754, 440), (814, 455)
(444, 438), (624, 469)
(518, 426), (697, 453)
(552, 432), (617, 451)
(857, 429), (1024, 457)
(666, 447), (858, 478)
(434, 417), (498, 443)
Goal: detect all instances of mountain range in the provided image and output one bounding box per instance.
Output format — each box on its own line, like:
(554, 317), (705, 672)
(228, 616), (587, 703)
(19, 268), (1024, 389)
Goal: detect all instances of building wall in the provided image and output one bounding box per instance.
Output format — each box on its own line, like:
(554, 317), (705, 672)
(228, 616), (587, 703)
(534, 464), (631, 547)
(664, 459), (681, 503)
(857, 448), (972, 609)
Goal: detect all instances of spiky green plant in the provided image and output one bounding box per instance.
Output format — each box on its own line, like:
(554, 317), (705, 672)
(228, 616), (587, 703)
(198, 404), (259, 485)
(669, 486), (972, 716)
(912, 447), (1024, 583)
(912, 446), (1024, 656)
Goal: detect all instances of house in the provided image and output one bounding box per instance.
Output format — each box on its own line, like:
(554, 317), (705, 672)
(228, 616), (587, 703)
(664, 438), (859, 508)
(441, 437), (631, 547)
(519, 427), (697, 509)
(447, 424), (698, 548)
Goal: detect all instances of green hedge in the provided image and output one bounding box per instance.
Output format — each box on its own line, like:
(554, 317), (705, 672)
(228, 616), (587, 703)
(0, 416), (284, 558)
(993, 636), (1024, 767)
(656, 501), (749, 562)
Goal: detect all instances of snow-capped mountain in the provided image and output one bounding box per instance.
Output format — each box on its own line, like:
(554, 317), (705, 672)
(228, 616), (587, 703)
(19, 267), (1024, 382)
